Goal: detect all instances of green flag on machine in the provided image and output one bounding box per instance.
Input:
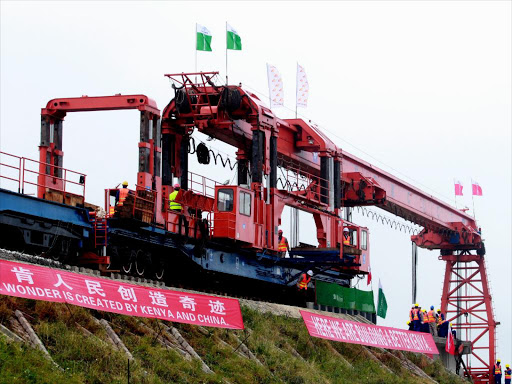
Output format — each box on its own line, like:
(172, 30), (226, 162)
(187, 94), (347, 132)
(196, 24), (212, 51)
(377, 279), (388, 319)
(226, 23), (242, 50)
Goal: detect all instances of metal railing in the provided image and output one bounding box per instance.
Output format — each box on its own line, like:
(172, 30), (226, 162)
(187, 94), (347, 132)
(188, 171), (218, 199)
(277, 165), (330, 205)
(0, 151), (86, 202)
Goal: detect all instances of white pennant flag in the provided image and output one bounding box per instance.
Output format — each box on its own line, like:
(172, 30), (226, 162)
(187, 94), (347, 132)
(266, 63), (284, 108)
(296, 63), (309, 108)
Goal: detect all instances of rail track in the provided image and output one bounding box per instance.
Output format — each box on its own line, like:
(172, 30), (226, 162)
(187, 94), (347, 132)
(0, 248), (377, 322)
(0, 248), (302, 308)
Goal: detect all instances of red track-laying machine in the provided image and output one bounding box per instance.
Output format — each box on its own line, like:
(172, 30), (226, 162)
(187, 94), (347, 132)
(0, 72), (495, 383)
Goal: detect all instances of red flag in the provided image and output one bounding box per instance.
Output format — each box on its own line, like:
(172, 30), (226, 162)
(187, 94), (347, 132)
(472, 181), (482, 196)
(454, 180), (463, 196)
(445, 325), (455, 355)
(367, 267), (372, 285)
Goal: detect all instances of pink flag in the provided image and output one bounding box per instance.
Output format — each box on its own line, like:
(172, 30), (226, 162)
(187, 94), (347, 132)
(445, 324), (455, 355)
(472, 181), (483, 196)
(454, 179), (463, 196)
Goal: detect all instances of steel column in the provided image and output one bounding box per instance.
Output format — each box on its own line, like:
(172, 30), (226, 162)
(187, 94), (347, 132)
(440, 253), (496, 383)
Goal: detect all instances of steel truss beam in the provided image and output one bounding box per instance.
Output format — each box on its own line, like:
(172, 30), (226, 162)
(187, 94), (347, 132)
(440, 253), (497, 383)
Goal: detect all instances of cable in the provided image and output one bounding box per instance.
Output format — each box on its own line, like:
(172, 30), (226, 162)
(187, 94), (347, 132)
(354, 206), (421, 235)
(188, 137), (238, 171)
(243, 82), (458, 206)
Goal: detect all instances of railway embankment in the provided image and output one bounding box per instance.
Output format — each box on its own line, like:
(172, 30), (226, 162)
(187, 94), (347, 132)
(0, 250), (467, 383)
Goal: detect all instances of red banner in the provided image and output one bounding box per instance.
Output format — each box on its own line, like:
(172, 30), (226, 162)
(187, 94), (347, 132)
(300, 310), (438, 354)
(0, 259), (243, 329)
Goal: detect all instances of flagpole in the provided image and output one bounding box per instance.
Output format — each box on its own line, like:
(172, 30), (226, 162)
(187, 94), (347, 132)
(295, 62), (298, 119)
(195, 23), (198, 83)
(267, 64), (272, 110)
(225, 21), (228, 85)
(471, 178), (476, 219)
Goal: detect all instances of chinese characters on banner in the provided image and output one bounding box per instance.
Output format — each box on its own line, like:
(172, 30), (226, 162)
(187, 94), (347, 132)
(1, 259), (244, 329)
(300, 310), (438, 354)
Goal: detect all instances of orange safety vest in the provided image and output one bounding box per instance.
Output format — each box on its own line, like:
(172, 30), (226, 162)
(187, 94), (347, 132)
(118, 188), (129, 206)
(495, 364), (502, 375)
(278, 236), (288, 252)
(504, 368), (511, 379)
(409, 309), (413, 322)
(298, 273), (311, 290)
(343, 232), (351, 245)
(427, 310), (436, 323)
(412, 308), (419, 321)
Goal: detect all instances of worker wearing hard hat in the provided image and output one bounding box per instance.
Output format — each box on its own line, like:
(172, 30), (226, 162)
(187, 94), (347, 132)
(504, 363), (511, 384)
(169, 183), (189, 236)
(437, 309), (447, 337)
(297, 270), (313, 290)
(407, 321), (413, 331)
(420, 309), (430, 333)
(409, 305), (415, 323)
(169, 183), (182, 211)
(110, 181), (130, 217)
(342, 227), (351, 246)
(277, 229), (290, 258)
(412, 304), (421, 332)
(494, 359), (502, 384)
(117, 181), (129, 206)
(427, 306), (438, 336)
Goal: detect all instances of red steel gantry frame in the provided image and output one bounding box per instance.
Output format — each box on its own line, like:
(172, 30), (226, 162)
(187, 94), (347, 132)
(161, 72), (495, 383)
(38, 94), (163, 223)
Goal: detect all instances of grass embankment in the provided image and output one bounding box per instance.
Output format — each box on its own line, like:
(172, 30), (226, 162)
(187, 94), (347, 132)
(0, 297), (466, 384)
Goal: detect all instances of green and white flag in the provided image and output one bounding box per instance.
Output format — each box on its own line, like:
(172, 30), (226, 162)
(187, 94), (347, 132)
(196, 24), (212, 51)
(377, 279), (388, 319)
(226, 23), (242, 50)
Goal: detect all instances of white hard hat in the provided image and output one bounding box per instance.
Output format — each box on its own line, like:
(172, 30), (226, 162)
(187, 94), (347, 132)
(307, 270), (313, 277)
(343, 227), (349, 232)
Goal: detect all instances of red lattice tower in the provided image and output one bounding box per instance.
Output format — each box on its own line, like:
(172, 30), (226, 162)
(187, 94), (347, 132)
(440, 252), (497, 383)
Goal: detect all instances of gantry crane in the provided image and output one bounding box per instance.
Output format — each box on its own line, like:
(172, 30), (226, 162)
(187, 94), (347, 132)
(160, 72), (494, 382)
(13, 71), (495, 382)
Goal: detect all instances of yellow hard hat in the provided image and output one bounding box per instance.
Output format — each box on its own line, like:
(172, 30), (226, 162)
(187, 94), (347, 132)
(450, 323), (453, 327)
(122, 181), (128, 187)
(415, 303), (419, 307)
(407, 321), (410, 325)
(505, 364), (509, 367)
(436, 309), (441, 312)
(497, 359), (501, 363)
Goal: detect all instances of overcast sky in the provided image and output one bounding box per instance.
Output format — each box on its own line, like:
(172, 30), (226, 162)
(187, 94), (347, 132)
(1, 1), (510, 367)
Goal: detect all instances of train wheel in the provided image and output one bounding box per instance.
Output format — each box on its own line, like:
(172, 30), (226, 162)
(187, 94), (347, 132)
(49, 239), (70, 263)
(154, 257), (165, 281)
(135, 249), (145, 276)
(122, 249), (135, 274)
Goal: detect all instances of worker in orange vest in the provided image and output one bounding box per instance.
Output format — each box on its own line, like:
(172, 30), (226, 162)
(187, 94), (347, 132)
(494, 360), (502, 384)
(297, 270), (313, 290)
(277, 229), (290, 258)
(412, 303), (421, 332)
(427, 306), (438, 336)
(109, 181), (128, 217)
(504, 364), (511, 384)
(117, 181), (129, 207)
(342, 227), (351, 246)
